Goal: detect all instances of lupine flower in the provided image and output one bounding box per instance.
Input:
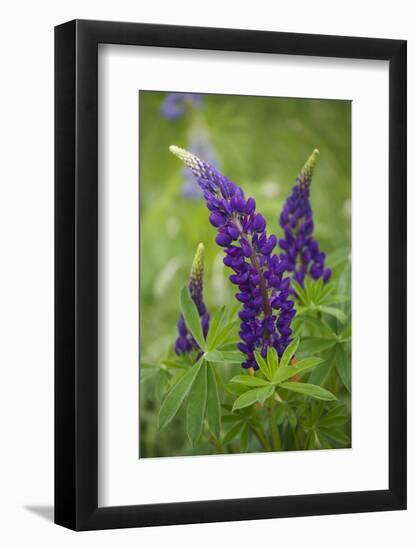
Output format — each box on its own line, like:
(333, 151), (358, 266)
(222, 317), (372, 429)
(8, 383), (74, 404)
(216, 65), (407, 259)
(160, 92), (203, 120)
(175, 243), (210, 355)
(278, 149), (331, 286)
(182, 127), (219, 200)
(170, 146), (295, 369)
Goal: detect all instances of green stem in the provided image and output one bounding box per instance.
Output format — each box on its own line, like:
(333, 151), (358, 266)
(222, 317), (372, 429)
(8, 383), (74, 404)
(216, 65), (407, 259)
(269, 397), (282, 451)
(249, 424), (272, 452)
(205, 428), (225, 454)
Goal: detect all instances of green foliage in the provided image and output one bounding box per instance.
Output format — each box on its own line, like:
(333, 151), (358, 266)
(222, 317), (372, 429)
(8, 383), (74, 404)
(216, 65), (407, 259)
(180, 286), (207, 351)
(158, 357), (204, 431)
(229, 336), (335, 413)
(140, 93), (351, 457)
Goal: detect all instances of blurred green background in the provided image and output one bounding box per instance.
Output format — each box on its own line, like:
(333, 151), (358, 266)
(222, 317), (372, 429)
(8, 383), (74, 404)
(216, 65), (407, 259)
(139, 91), (351, 458)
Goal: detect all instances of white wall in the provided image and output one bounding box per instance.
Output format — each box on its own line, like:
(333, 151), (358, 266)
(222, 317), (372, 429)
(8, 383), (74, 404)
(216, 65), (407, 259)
(0, 1), (414, 548)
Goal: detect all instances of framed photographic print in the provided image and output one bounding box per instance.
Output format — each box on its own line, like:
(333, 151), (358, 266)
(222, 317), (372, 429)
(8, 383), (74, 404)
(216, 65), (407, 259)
(55, 20), (407, 530)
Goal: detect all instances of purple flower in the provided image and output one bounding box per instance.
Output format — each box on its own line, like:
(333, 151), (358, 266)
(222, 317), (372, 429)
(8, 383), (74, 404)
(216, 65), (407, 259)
(278, 150), (331, 286)
(160, 93), (203, 120)
(175, 243), (210, 355)
(170, 146), (295, 370)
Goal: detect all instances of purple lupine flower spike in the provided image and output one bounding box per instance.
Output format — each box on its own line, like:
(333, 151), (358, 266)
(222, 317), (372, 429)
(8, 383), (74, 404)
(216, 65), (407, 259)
(182, 126), (219, 200)
(278, 149), (331, 286)
(175, 243), (210, 355)
(160, 92), (203, 120)
(170, 146), (296, 370)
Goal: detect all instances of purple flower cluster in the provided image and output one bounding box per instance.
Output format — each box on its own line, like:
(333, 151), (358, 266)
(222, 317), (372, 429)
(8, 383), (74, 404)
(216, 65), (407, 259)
(175, 243), (210, 355)
(160, 92), (203, 120)
(170, 146), (295, 369)
(278, 150), (331, 286)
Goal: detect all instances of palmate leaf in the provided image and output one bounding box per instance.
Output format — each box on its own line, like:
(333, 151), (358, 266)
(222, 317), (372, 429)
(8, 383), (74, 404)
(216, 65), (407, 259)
(204, 350), (246, 364)
(335, 343), (351, 392)
(319, 295), (349, 306)
(267, 346), (279, 377)
(274, 356), (323, 384)
(291, 279), (308, 304)
(230, 375), (272, 387)
(295, 314), (337, 338)
(254, 350), (272, 380)
(206, 306), (226, 350)
(223, 422), (244, 444)
(326, 247), (350, 269)
(316, 282), (336, 303)
(278, 381), (337, 401)
(226, 381), (252, 396)
(318, 426), (350, 446)
(304, 275), (314, 303)
(317, 404), (348, 429)
(279, 337), (300, 371)
(308, 346), (336, 386)
(317, 305), (347, 323)
(186, 362), (207, 446)
(206, 363), (221, 439)
(336, 262), (351, 333)
(179, 286), (207, 351)
(232, 385), (275, 411)
(158, 357), (204, 430)
(298, 337), (337, 355)
(209, 321), (239, 351)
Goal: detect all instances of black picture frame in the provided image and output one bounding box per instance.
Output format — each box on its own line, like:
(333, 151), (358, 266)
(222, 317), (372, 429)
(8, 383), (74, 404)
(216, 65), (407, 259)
(55, 19), (407, 531)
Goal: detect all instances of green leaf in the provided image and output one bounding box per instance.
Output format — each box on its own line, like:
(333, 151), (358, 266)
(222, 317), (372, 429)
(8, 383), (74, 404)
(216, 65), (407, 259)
(140, 361), (160, 369)
(180, 286), (207, 351)
(316, 282), (336, 303)
(226, 301), (240, 323)
(326, 247), (350, 269)
(209, 321), (239, 350)
(312, 278), (324, 303)
(319, 295), (349, 306)
(275, 403), (287, 425)
(206, 306), (226, 351)
(318, 427), (350, 445)
(291, 279), (308, 304)
(317, 305), (347, 323)
(335, 344), (351, 392)
(254, 350), (272, 381)
(162, 358), (190, 369)
(206, 364), (221, 438)
(278, 381), (337, 401)
(337, 262), (351, 332)
(158, 357), (203, 430)
(295, 314), (337, 338)
(186, 362), (208, 446)
(286, 405), (297, 430)
(304, 276), (314, 302)
(267, 346), (279, 377)
(318, 414), (348, 429)
(204, 350), (245, 364)
(298, 337), (337, 355)
(274, 356), (323, 384)
(232, 385), (275, 411)
(140, 367), (160, 383)
(279, 337), (300, 371)
(226, 382), (251, 396)
(223, 422), (243, 444)
(308, 346), (336, 385)
(230, 375), (272, 387)
(240, 423), (249, 452)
